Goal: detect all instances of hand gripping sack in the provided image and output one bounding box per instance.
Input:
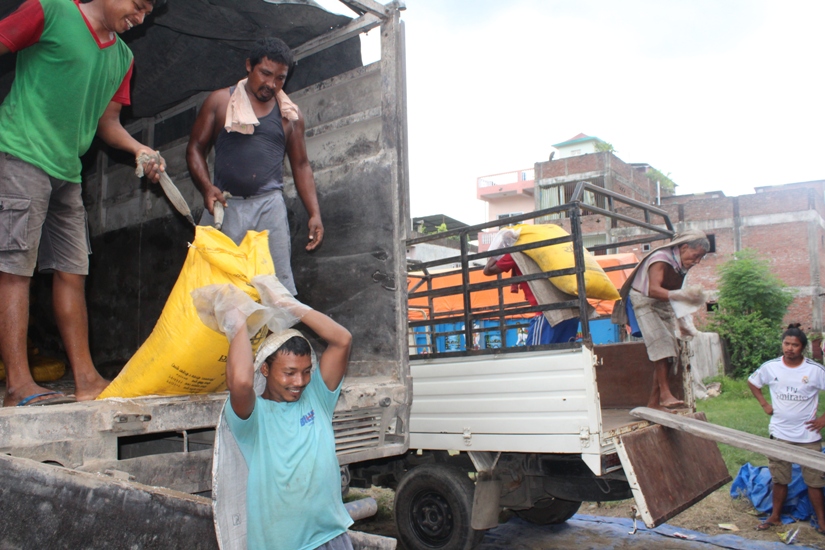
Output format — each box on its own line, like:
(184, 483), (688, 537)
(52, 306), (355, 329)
(97, 227), (273, 399)
(514, 223), (620, 301)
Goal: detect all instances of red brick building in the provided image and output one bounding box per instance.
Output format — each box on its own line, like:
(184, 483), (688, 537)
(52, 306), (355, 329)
(656, 181), (825, 331)
(484, 148), (825, 331)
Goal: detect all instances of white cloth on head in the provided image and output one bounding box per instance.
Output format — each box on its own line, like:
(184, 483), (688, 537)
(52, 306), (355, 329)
(488, 228), (521, 261)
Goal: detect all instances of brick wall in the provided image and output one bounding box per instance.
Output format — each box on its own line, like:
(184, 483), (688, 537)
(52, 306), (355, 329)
(535, 152), (657, 203)
(530, 169), (825, 330)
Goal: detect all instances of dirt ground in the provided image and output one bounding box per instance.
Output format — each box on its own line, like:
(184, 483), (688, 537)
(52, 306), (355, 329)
(349, 485), (825, 549)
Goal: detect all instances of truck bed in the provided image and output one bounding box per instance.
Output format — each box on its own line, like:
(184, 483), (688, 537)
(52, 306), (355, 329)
(408, 341), (688, 475)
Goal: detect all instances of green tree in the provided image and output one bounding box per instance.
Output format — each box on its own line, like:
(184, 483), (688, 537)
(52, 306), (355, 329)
(594, 141), (615, 153)
(708, 249), (794, 378)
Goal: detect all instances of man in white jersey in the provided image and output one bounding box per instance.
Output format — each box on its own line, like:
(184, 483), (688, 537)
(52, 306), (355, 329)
(748, 324), (825, 533)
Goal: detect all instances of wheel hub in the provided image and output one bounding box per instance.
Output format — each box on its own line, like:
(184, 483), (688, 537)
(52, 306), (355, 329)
(411, 490), (454, 546)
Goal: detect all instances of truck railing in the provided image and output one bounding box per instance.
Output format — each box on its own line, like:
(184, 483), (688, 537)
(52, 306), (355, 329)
(406, 181), (675, 358)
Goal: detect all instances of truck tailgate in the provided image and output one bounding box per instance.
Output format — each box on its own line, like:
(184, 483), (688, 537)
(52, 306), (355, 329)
(614, 412), (731, 528)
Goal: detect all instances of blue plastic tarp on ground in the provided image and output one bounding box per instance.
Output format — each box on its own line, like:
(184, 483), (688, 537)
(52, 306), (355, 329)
(731, 462), (815, 524)
(479, 515), (813, 549)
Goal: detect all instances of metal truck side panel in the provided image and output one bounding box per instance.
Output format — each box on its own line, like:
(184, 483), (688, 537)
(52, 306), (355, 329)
(409, 348), (601, 452)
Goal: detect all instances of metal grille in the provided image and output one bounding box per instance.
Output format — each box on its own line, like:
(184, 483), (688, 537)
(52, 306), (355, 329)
(333, 408), (383, 455)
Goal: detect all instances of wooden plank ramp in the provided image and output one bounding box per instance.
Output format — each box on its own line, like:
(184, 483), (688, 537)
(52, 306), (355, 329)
(631, 407), (825, 472)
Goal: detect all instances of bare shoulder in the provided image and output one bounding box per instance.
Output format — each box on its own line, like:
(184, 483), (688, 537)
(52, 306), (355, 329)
(284, 104), (307, 143)
(202, 88), (231, 114)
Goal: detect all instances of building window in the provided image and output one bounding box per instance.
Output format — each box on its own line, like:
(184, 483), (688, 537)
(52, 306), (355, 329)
(706, 302), (718, 313)
(706, 234), (716, 253)
(642, 244), (651, 252)
(497, 212), (523, 220)
(570, 149), (581, 155)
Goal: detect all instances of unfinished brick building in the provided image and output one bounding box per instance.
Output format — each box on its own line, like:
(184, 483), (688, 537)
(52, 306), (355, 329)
(536, 172), (825, 332)
(656, 181), (825, 332)
(482, 142), (824, 332)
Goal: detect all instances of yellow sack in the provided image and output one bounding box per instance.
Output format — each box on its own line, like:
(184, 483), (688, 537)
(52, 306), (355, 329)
(98, 226), (273, 399)
(0, 355), (65, 383)
(514, 224), (620, 301)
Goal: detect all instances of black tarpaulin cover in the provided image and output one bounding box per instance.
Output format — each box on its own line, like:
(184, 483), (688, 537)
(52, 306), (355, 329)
(0, 0), (362, 117)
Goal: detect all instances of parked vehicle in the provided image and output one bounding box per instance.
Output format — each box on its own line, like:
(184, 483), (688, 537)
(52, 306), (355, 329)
(0, 2), (410, 548)
(350, 182), (731, 550)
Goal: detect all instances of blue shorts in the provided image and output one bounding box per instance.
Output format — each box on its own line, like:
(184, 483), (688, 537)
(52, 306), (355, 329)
(528, 316), (578, 345)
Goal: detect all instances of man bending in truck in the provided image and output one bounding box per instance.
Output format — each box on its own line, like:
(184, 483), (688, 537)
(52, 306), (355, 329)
(0, 0), (165, 406)
(187, 36), (323, 296)
(612, 230), (708, 409)
(749, 324), (825, 534)
(483, 253), (579, 345)
(224, 293), (354, 549)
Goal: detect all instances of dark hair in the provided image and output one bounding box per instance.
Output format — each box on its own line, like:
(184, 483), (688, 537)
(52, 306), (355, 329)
(267, 336), (311, 363)
(248, 37), (294, 69)
(782, 323), (807, 348)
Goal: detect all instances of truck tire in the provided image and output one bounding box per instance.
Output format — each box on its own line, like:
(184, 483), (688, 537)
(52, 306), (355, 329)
(514, 497), (581, 525)
(394, 464), (485, 550)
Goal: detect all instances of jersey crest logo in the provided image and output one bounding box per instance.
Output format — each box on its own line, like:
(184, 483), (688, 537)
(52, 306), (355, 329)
(803, 376), (809, 384)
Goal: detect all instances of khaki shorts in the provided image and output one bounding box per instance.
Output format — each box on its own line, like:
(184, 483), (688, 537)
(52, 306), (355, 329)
(0, 153), (90, 276)
(768, 437), (825, 488)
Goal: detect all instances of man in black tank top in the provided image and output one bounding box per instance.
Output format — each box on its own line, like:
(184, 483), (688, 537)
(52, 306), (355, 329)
(187, 37), (323, 295)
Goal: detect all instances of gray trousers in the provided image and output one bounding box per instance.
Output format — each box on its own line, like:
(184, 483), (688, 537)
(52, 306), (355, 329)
(199, 189), (297, 295)
(316, 532), (354, 550)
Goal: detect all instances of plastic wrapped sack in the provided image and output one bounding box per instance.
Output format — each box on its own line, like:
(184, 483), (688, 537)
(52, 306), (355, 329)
(191, 276), (311, 343)
(513, 223), (620, 301)
(97, 227), (274, 399)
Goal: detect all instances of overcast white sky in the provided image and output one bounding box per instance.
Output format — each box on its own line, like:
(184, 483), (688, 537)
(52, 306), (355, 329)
(325, 0), (825, 226)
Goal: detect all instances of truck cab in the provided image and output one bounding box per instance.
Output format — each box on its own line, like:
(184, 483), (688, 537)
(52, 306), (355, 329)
(0, 2), (411, 548)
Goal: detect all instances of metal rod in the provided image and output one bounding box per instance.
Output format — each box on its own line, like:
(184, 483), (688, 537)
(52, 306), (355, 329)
(407, 204), (572, 245)
(578, 203), (674, 235)
(460, 233), (473, 351)
(408, 235), (572, 272)
(568, 181), (671, 218)
(588, 233), (672, 253)
(409, 301), (580, 327)
(408, 267), (579, 301)
(569, 204), (590, 344)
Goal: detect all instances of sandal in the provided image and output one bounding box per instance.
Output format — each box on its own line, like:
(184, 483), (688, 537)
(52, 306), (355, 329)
(755, 521), (781, 531)
(16, 391), (76, 407)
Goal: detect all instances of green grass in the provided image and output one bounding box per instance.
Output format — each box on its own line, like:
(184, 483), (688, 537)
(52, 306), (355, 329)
(696, 375), (825, 477)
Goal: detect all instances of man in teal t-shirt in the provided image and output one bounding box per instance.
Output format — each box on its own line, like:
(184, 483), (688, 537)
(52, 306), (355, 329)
(224, 292), (354, 550)
(0, 0), (164, 407)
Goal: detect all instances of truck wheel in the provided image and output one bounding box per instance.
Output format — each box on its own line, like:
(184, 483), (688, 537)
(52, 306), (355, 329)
(514, 497), (581, 525)
(394, 464), (485, 550)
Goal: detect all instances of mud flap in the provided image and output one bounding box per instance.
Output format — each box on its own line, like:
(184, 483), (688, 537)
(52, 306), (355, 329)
(614, 412), (731, 528)
(471, 477), (502, 530)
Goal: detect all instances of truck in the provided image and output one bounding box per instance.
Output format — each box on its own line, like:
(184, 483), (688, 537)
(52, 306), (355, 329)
(350, 182), (733, 550)
(0, 1), (410, 548)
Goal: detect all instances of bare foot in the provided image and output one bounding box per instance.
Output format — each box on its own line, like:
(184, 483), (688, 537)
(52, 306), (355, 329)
(74, 376), (111, 401)
(660, 395), (685, 408)
(4, 381), (58, 407)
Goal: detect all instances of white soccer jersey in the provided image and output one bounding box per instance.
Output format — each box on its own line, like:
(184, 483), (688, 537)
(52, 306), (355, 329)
(749, 357), (825, 443)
